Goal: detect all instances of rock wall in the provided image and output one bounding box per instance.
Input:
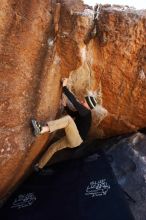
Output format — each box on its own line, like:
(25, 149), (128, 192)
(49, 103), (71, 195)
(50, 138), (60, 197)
(0, 0), (146, 199)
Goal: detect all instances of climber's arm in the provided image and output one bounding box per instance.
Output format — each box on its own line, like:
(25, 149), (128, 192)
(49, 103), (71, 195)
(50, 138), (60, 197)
(63, 86), (89, 116)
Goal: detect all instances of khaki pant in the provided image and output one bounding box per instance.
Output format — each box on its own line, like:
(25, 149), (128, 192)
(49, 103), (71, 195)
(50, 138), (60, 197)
(38, 115), (83, 168)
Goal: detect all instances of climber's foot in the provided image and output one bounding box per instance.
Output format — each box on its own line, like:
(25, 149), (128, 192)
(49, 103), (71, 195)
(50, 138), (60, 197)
(32, 119), (42, 136)
(34, 163), (41, 172)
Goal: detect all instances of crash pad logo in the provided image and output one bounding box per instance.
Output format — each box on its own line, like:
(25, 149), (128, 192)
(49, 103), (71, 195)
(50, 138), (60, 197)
(11, 193), (37, 209)
(85, 179), (110, 198)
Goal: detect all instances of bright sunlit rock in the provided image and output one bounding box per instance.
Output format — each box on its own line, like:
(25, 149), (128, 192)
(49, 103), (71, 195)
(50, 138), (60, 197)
(83, 0), (146, 9)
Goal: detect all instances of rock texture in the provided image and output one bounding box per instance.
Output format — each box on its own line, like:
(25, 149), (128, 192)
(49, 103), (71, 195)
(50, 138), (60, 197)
(106, 132), (146, 220)
(0, 0), (146, 199)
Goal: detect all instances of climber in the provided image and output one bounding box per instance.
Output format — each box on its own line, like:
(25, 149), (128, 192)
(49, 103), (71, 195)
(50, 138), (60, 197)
(32, 78), (99, 170)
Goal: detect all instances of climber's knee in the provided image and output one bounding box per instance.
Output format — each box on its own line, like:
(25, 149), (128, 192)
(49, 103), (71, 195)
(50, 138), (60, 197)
(66, 115), (74, 124)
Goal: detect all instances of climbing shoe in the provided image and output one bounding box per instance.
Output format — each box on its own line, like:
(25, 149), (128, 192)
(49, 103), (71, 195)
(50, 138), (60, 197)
(32, 119), (42, 136)
(34, 163), (41, 172)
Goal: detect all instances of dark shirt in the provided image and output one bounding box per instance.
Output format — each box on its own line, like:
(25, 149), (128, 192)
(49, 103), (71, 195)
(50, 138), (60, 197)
(63, 86), (92, 141)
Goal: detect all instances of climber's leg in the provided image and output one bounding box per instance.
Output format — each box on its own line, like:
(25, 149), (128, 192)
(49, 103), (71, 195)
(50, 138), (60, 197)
(32, 115), (83, 146)
(35, 115), (83, 169)
(46, 115), (83, 147)
(37, 136), (70, 169)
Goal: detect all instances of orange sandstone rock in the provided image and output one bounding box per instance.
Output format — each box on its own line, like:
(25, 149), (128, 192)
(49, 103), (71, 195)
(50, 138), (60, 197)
(0, 0), (145, 199)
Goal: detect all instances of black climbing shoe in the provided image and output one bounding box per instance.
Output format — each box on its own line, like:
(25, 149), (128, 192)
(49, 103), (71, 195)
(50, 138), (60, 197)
(34, 163), (41, 172)
(32, 119), (42, 136)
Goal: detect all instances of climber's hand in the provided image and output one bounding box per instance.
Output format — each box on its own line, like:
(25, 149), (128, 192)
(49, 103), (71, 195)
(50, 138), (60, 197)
(62, 78), (68, 87)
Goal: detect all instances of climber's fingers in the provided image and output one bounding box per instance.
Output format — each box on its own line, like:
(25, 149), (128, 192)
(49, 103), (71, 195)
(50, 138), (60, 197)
(61, 78), (68, 87)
